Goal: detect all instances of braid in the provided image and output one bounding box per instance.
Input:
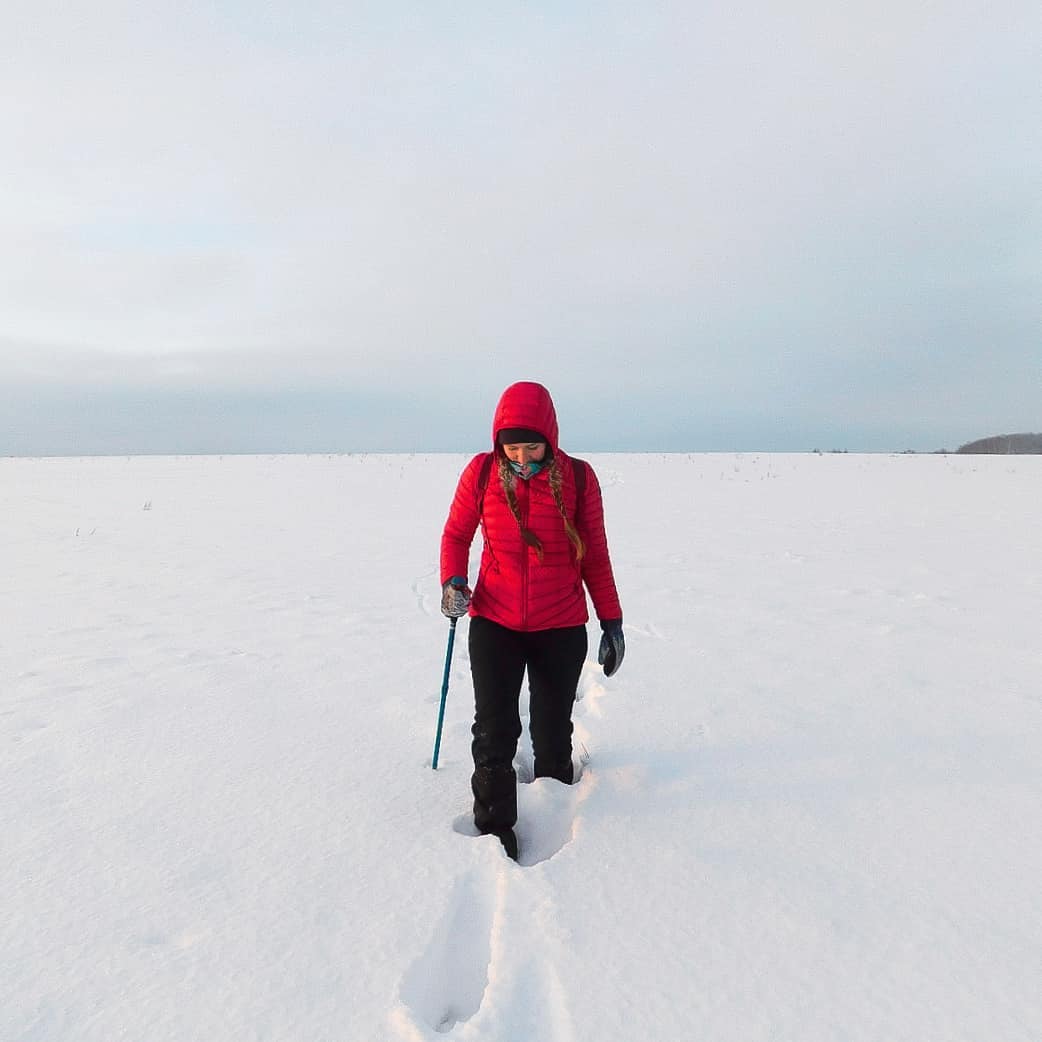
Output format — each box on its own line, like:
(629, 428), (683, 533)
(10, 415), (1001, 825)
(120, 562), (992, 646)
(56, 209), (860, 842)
(549, 457), (586, 561)
(497, 456), (544, 562)
(495, 454), (586, 563)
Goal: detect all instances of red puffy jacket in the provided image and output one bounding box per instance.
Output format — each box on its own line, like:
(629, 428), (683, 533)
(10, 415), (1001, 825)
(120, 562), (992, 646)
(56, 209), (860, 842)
(440, 382), (622, 632)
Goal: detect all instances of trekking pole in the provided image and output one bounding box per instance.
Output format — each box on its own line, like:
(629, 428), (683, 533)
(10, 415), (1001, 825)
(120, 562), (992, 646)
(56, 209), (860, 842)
(431, 617), (458, 769)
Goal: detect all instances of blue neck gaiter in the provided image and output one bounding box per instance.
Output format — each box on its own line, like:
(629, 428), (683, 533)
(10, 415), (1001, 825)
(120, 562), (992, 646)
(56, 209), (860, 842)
(509, 460), (545, 480)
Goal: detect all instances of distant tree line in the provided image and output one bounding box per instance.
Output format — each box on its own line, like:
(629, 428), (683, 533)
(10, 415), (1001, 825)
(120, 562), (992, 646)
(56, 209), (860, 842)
(955, 432), (1042, 454)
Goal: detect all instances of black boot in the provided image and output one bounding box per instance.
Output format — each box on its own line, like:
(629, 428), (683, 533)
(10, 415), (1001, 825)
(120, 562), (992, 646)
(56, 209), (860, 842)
(533, 757), (573, 785)
(490, 827), (519, 861)
(472, 764), (519, 860)
(471, 764), (518, 833)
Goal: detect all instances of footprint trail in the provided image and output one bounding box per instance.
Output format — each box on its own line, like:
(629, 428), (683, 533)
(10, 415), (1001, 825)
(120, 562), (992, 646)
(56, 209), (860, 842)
(393, 653), (614, 1039)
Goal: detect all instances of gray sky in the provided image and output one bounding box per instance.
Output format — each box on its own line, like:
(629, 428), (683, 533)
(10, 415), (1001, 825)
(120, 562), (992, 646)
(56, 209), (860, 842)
(3, 0), (1040, 454)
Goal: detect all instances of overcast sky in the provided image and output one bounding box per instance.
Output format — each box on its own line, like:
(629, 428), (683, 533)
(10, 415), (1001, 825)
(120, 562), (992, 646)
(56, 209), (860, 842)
(3, 0), (1040, 454)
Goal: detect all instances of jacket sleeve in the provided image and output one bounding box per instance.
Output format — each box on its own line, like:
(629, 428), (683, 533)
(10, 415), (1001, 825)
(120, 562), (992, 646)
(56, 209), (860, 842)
(577, 462), (623, 622)
(440, 454), (487, 586)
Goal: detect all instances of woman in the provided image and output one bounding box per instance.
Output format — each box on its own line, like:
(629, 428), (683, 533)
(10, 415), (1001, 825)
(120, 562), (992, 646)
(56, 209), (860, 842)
(440, 381), (624, 861)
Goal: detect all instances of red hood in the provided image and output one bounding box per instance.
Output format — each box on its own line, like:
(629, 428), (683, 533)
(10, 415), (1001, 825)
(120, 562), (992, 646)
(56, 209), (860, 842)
(491, 382), (560, 455)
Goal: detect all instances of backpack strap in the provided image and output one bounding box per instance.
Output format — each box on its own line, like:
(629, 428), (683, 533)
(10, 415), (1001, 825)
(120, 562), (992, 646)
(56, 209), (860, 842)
(570, 456), (588, 523)
(475, 452), (495, 515)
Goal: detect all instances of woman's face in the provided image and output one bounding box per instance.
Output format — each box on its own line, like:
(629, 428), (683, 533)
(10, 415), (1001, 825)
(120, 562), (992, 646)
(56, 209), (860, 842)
(501, 441), (547, 465)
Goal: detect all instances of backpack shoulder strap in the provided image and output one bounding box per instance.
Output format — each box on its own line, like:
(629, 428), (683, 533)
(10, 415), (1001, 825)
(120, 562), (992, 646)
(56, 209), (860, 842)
(570, 456), (588, 521)
(475, 452), (494, 514)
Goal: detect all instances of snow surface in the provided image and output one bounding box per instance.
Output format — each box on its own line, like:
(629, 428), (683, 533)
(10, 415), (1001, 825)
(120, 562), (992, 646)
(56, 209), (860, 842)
(3, 452), (1041, 1042)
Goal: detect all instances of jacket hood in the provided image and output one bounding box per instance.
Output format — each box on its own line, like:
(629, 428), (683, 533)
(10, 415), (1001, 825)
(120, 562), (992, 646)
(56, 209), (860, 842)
(491, 382), (560, 455)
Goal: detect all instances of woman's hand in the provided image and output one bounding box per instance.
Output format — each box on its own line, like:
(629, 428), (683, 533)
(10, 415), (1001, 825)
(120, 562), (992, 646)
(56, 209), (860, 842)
(441, 577), (472, 618)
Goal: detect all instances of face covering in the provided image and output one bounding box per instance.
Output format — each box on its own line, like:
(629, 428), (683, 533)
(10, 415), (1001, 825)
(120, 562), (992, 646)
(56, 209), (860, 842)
(509, 460), (545, 480)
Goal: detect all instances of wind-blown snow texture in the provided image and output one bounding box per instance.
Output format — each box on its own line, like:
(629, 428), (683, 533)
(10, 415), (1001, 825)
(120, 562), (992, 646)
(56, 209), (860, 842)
(3, 453), (1041, 1041)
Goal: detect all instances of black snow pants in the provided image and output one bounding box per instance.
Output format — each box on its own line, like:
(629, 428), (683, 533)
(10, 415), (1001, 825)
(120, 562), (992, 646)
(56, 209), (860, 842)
(468, 615), (588, 834)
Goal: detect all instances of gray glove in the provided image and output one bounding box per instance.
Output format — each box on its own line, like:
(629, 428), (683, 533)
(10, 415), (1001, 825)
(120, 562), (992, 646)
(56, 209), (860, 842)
(441, 576), (472, 618)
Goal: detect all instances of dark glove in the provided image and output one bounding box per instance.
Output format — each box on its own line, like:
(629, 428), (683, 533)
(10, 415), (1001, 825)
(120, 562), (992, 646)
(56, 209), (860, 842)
(597, 619), (625, 677)
(441, 576), (472, 618)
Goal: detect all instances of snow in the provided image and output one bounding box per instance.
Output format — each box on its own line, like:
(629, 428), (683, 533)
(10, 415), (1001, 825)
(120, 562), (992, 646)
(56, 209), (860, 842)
(3, 451), (1041, 1041)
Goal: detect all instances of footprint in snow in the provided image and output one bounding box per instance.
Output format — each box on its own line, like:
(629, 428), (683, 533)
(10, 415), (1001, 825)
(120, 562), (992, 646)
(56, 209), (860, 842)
(515, 770), (594, 867)
(398, 869), (500, 1033)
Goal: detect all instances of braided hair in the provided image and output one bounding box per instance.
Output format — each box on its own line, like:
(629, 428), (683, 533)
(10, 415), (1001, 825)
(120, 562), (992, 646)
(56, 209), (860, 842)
(496, 455), (586, 563)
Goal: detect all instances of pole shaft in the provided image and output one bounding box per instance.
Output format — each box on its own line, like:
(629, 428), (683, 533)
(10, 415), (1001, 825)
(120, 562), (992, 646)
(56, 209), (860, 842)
(432, 617), (457, 769)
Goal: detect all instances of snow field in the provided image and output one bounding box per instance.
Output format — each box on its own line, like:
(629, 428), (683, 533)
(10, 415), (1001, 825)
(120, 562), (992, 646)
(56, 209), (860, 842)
(2, 452), (1040, 1041)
